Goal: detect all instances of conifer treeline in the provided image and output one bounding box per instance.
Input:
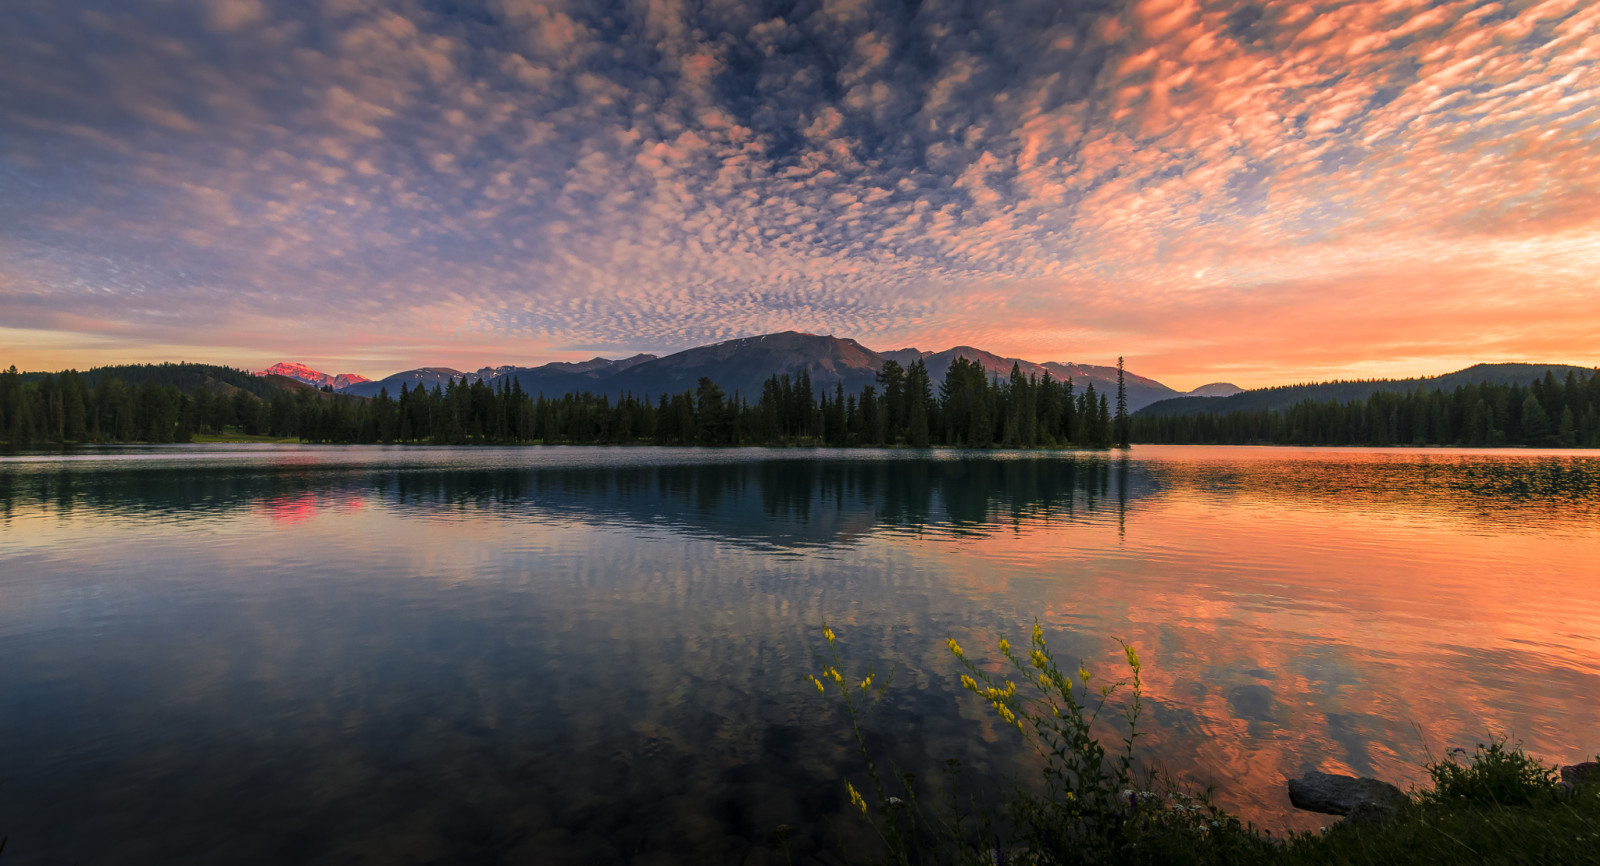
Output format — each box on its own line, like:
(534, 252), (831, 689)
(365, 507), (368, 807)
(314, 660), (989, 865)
(2, 359), (1126, 448)
(9, 363), (1598, 449)
(1131, 369), (1600, 447)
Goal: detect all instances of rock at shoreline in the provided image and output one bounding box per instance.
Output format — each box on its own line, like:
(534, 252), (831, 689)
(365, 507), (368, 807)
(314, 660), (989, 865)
(1560, 762), (1600, 786)
(1287, 772), (1408, 817)
(1345, 800), (1400, 825)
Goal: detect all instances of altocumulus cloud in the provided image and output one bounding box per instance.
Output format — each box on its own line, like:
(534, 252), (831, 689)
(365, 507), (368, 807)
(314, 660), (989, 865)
(1, 0), (1596, 383)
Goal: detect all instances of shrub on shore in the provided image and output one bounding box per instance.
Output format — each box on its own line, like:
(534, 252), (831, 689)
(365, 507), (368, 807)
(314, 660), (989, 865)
(809, 622), (1600, 865)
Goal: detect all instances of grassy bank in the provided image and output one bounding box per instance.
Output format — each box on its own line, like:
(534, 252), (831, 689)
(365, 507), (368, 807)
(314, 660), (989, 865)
(187, 432), (301, 444)
(1274, 791), (1600, 865)
(811, 623), (1600, 865)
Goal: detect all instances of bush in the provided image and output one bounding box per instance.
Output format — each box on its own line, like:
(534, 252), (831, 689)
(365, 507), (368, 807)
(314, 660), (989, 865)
(808, 622), (1274, 865)
(1423, 740), (1559, 807)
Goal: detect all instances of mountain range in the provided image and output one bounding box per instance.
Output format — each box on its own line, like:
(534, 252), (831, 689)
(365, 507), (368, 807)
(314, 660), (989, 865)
(254, 344), (1595, 419)
(264, 332), (1242, 412)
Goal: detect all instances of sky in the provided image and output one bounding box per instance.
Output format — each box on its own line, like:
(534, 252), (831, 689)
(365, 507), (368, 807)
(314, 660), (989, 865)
(1, 0), (1596, 389)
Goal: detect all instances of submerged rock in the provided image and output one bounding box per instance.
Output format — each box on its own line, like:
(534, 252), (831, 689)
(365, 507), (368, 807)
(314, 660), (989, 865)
(1287, 772), (1408, 817)
(1560, 762), (1600, 786)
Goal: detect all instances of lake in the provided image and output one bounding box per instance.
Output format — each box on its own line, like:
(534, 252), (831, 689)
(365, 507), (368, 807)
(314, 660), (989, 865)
(1, 445), (1597, 864)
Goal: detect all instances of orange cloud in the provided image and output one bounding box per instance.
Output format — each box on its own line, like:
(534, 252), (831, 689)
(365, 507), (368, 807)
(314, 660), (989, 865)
(0, 0), (1594, 382)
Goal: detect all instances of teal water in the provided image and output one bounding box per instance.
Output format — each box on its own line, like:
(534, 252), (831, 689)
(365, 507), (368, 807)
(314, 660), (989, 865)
(1, 445), (1598, 864)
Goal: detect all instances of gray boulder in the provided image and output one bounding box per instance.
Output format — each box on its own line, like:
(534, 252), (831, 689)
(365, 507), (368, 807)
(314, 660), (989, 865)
(1560, 762), (1600, 786)
(1345, 800), (1400, 825)
(1287, 772), (1408, 816)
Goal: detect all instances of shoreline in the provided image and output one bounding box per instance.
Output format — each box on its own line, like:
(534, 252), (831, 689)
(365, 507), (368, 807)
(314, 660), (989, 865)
(5, 438), (1599, 452)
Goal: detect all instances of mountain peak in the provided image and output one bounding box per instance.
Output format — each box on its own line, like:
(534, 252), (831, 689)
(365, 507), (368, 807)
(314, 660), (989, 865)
(256, 362), (370, 390)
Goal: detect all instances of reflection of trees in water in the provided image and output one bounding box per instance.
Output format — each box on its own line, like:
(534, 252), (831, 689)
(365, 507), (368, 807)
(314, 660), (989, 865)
(6, 450), (1594, 540)
(0, 463), (362, 523)
(372, 458), (1151, 550)
(0, 456), (1157, 548)
(5, 450), (1599, 861)
(6, 451), (1593, 541)
(1, 454), (1158, 863)
(1151, 455), (1600, 522)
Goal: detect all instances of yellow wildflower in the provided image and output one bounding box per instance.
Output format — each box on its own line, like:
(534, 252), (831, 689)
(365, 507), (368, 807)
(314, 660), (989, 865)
(946, 638), (964, 659)
(848, 781), (867, 815)
(1033, 623), (1044, 644)
(1006, 680), (1017, 697)
(1125, 645), (1140, 668)
(1030, 650), (1048, 669)
(859, 675), (872, 691)
(830, 667), (844, 685)
(1078, 665), (1091, 684)
(997, 705), (1016, 725)
(809, 675), (824, 695)
(998, 638), (1010, 655)
(824, 626), (835, 644)
(960, 674), (977, 691)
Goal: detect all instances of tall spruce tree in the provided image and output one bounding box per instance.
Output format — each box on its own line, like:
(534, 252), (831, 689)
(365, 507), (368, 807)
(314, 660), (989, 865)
(1115, 356), (1130, 449)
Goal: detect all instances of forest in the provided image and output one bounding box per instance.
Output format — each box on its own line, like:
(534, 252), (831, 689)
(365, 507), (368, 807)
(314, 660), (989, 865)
(0, 359), (1126, 448)
(7, 361), (1597, 449)
(1131, 368), (1600, 447)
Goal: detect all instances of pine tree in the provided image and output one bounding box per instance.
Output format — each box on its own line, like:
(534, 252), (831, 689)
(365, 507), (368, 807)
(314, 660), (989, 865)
(1521, 393), (1550, 445)
(1115, 356), (1130, 449)
(695, 377), (728, 445)
(906, 360), (933, 447)
(1556, 405), (1577, 447)
(876, 360), (905, 442)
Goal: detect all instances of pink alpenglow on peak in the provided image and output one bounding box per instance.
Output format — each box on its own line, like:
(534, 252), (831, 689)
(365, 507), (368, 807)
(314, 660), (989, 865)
(255, 363), (371, 391)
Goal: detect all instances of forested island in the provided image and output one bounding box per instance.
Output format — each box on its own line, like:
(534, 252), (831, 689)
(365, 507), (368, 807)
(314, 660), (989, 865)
(3, 361), (1598, 449)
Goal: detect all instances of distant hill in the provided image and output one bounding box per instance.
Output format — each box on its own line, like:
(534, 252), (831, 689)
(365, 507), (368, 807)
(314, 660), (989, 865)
(342, 332), (1181, 411)
(341, 356), (659, 398)
(255, 362), (370, 391)
(1184, 383), (1244, 398)
(1137, 363), (1595, 417)
(21, 362), (281, 401)
(19, 362), (380, 404)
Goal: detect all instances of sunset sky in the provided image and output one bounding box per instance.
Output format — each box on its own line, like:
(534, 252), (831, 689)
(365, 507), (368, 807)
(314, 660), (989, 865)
(2, 0), (1596, 389)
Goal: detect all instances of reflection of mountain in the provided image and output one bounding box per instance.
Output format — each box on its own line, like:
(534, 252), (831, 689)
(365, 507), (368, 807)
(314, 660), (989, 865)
(0, 452), (1161, 549)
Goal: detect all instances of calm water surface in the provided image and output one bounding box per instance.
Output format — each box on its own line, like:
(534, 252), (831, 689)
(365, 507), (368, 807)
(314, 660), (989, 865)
(1, 445), (1597, 864)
